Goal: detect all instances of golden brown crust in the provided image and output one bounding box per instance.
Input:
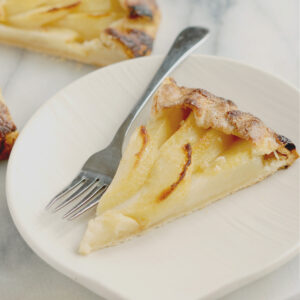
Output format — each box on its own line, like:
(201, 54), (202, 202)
(153, 78), (298, 158)
(105, 27), (153, 57)
(0, 91), (18, 160)
(125, 0), (159, 20)
(105, 0), (160, 58)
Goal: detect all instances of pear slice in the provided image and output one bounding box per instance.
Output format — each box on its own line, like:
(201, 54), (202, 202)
(7, 1), (80, 29)
(98, 108), (183, 213)
(78, 0), (111, 14)
(193, 129), (234, 172)
(0, 0), (62, 18)
(54, 12), (122, 41)
(122, 113), (205, 227)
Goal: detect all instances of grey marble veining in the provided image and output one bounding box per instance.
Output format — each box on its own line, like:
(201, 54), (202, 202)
(0, 0), (299, 299)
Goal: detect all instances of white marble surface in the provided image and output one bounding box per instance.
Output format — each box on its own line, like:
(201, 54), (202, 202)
(0, 0), (299, 299)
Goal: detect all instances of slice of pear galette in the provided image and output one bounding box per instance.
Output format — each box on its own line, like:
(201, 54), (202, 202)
(79, 77), (298, 254)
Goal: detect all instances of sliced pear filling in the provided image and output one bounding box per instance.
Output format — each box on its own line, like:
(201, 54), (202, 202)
(80, 79), (298, 254)
(79, 114), (238, 253)
(79, 118), (291, 254)
(0, 0), (80, 17)
(0, 0), (127, 41)
(193, 129), (235, 172)
(122, 114), (206, 226)
(55, 12), (121, 41)
(6, 1), (82, 29)
(0, 0), (160, 67)
(98, 108), (184, 213)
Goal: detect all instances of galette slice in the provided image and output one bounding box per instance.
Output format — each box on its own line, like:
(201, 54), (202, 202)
(0, 90), (18, 160)
(79, 78), (298, 254)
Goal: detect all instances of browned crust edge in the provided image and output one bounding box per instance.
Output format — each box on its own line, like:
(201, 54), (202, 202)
(105, 27), (153, 57)
(105, 0), (160, 58)
(152, 78), (299, 162)
(125, 0), (159, 20)
(0, 93), (18, 160)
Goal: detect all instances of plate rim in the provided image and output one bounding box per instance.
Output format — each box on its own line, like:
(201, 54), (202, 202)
(6, 54), (300, 300)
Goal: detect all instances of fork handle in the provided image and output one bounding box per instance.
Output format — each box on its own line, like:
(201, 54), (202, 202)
(111, 26), (209, 148)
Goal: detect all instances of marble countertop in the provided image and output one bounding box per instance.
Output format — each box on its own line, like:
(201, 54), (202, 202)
(1, 0), (299, 299)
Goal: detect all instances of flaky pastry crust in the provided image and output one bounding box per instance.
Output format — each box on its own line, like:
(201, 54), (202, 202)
(153, 78), (298, 162)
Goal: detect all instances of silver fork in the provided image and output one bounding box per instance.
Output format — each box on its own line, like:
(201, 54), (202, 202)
(46, 26), (209, 220)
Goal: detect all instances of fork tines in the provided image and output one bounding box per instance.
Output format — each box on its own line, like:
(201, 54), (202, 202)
(46, 172), (108, 220)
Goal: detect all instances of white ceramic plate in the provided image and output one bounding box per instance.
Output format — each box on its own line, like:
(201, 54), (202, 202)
(6, 55), (299, 300)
